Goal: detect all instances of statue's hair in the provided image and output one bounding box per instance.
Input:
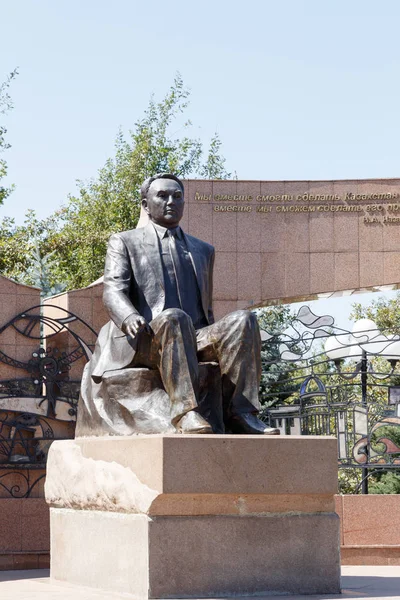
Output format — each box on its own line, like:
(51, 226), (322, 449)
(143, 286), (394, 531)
(140, 173), (184, 201)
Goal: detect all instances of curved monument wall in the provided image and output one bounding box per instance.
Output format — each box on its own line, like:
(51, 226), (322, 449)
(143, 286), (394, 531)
(183, 178), (400, 316)
(44, 177), (400, 361)
(0, 275), (41, 381)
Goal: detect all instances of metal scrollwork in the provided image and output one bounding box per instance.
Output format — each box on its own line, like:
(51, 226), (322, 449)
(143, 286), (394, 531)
(260, 305), (400, 487)
(0, 305), (95, 496)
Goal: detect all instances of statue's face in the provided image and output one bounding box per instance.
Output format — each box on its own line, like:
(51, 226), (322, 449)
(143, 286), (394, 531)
(143, 178), (184, 228)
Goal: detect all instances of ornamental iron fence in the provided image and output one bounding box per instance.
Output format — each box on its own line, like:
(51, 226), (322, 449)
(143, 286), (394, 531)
(0, 305), (95, 497)
(260, 305), (400, 493)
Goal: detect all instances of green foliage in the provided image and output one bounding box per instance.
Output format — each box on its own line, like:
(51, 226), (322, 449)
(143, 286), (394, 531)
(0, 210), (59, 284)
(369, 470), (400, 494)
(21, 242), (66, 298)
(257, 305), (299, 408)
(350, 293), (400, 335)
(338, 469), (362, 494)
(0, 69), (18, 206)
(0, 74), (230, 291)
(199, 134), (231, 179)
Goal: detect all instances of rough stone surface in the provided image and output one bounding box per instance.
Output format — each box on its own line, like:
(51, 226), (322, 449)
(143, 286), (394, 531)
(45, 441), (158, 513)
(148, 513), (341, 597)
(49, 509), (340, 598)
(47, 436), (340, 597)
(335, 494), (400, 565)
(50, 509), (148, 597)
(57, 435), (339, 497)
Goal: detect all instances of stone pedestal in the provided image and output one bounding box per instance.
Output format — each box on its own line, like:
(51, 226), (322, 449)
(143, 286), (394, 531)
(45, 435), (341, 598)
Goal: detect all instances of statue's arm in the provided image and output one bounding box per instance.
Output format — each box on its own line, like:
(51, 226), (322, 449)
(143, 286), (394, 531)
(208, 247), (215, 324)
(103, 233), (139, 330)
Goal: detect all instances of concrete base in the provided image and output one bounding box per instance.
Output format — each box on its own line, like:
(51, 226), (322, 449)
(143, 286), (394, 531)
(46, 435), (341, 598)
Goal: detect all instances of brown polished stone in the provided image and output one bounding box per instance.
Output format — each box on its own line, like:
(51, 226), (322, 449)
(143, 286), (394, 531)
(334, 252), (360, 291)
(285, 213), (310, 253)
(335, 494), (344, 545)
(310, 212), (335, 252)
(334, 214), (359, 252)
(309, 180), (334, 196)
(213, 252), (237, 300)
(0, 293), (17, 326)
(342, 495), (400, 546)
(285, 253), (310, 297)
(310, 253), (335, 293)
(21, 500), (50, 552)
(260, 180), (284, 197)
(212, 210), (237, 252)
(188, 201), (213, 245)
(261, 253), (286, 299)
(283, 180), (309, 199)
(333, 180), (359, 198)
(237, 253), (261, 301)
(237, 181), (261, 253)
(0, 500), (22, 552)
(213, 300), (238, 320)
(260, 212), (286, 253)
(360, 252), (384, 287)
(384, 252), (400, 285)
(383, 221), (400, 251)
(359, 218), (384, 252)
(188, 179), (212, 203)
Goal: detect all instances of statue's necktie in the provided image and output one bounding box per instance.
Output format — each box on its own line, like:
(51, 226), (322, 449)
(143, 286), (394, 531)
(167, 229), (190, 314)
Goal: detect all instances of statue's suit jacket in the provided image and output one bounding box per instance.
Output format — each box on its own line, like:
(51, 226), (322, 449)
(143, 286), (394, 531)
(91, 222), (215, 379)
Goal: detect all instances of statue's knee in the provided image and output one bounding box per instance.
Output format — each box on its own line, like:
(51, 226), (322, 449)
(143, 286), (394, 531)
(159, 308), (191, 328)
(232, 310), (257, 331)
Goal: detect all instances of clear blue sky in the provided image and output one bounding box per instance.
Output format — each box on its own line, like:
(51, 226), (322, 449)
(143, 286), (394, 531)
(2, 0), (400, 222)
(1, 0), (400, 324)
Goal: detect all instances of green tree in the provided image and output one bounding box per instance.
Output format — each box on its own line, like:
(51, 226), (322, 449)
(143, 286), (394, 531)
(0, 69), (18, 207)
(257, 305), (299, 409)
(22, 242), (66, 298)
(0, 74), (230, 291)
(0, 210), (59, 285)
(199, 134), (231, 179)
(350, 293), (400, 335)
(369, 470), (400, 494)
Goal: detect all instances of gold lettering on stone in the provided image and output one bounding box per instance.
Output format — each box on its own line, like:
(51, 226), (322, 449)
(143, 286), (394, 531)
(384, 216), (400, 223)
(194, 192), (212, 201)
(256, 194), (292, 202)
(213, 194), (253, 202)
(213, 205), (252, 212)
(276, 205), (315, 212)
(345, 192), (398, 201)
(296, 193), (340, 202)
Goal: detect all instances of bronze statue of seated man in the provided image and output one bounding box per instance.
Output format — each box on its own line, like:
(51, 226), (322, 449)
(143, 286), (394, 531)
(77, 173), (279, 436)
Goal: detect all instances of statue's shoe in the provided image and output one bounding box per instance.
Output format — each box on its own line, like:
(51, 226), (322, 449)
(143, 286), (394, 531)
(176, 411), (213, 434)
(227, 413), (280, 435)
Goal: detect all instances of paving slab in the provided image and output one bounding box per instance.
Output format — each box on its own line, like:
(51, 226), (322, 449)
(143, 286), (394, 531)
(0, 566), (400, 600)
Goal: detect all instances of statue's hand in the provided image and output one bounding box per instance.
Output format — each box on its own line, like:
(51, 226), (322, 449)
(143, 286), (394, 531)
(122, 314), (150, 338)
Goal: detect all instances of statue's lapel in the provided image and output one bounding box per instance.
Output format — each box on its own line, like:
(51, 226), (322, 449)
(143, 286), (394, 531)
(184, 233), (205, 290)
(184, 234), (209, 319)
(142, 223), (165, 289)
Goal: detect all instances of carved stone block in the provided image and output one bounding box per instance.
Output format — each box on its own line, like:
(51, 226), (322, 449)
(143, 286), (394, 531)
(46, 435), (341, 597)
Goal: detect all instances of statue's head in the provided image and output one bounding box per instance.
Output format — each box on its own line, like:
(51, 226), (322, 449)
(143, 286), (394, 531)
(141, 173), (184, 229)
